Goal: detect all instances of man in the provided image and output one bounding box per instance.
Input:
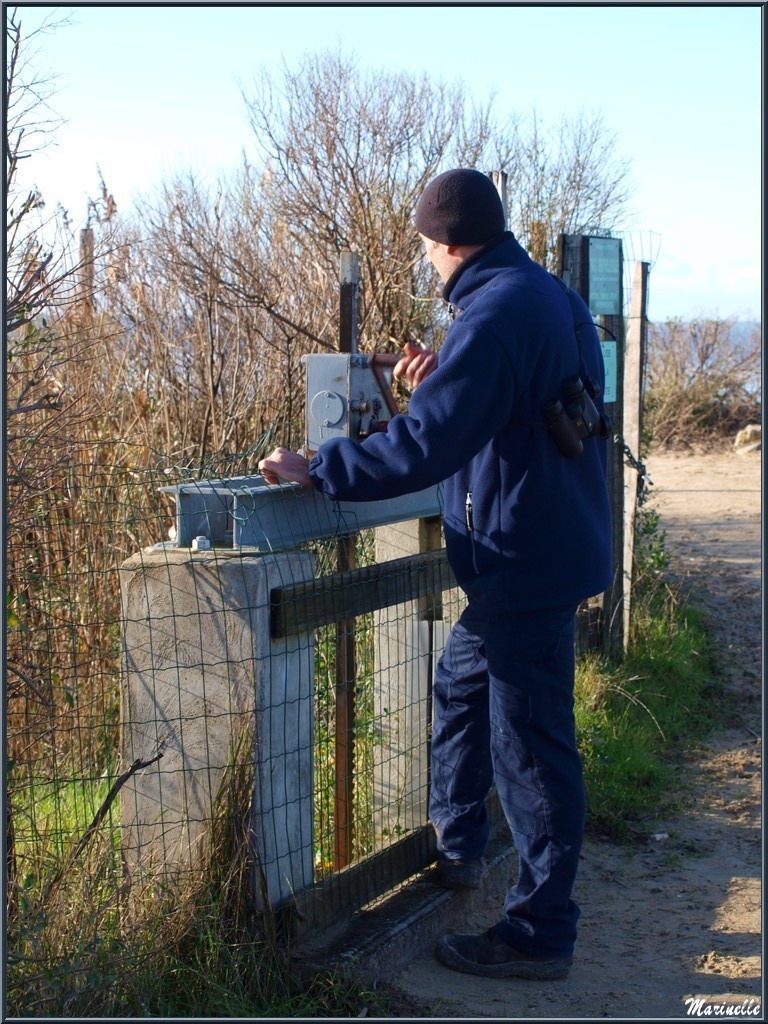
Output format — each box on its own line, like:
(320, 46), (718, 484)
(260, 168), (611, 980)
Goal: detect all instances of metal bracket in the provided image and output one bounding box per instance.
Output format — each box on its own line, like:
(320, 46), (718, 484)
(160, 475), (443, 552)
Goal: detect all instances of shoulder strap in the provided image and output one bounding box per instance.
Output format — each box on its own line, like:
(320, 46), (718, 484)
(549, 273), (592, 380)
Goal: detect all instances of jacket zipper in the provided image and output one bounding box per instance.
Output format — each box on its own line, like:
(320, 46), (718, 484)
(465, 491), (480, 575)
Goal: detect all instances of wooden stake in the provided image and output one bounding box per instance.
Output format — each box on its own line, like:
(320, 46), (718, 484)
(622, 261), (650, 650)
(78, 226), (94, 318)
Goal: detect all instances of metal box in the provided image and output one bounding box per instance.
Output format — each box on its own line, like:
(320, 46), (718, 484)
(302, 353), (397, 450)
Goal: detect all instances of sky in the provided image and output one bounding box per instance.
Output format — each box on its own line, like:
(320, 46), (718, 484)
(10, 2), (764, 323)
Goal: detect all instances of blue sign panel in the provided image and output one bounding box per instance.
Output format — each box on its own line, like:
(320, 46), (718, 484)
(600, 341), (617, 404)
(588, 237), (622, 315)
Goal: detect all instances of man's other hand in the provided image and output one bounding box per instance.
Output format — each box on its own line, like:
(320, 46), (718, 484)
(258, 448), (311, 488)
(394, 341), (438, 390)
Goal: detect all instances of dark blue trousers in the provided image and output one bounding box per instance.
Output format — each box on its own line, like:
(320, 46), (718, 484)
(429, 602), (584, 958)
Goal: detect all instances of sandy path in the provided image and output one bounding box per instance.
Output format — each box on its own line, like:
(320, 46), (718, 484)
(388, 448), (762, 1019)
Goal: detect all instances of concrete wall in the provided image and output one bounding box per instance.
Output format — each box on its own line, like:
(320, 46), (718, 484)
(119, 547), (315, 907)
(372, 520), (465, 844)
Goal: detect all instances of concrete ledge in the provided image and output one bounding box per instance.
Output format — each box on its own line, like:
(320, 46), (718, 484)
(292, 824), (516, 982)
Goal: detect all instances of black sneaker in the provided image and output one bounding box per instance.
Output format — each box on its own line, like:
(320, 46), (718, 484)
(435, 928), (573, 979)
(435, 857), (485, 890)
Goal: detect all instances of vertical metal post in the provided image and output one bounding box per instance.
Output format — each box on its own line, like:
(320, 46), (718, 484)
(622, 261), (650, 650)
(334, 251), (360, 870)
(339, 252), (360, 354)
(418, 516), (443, 804)
(490, 170), (509, 229)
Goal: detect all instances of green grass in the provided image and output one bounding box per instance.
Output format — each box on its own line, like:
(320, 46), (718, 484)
(576, 582), (719, 839)
(12, 772), (115, 859)
(7, 746), (398, 1019)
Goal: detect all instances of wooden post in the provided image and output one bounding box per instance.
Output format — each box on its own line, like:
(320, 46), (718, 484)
(601, 283), (625, 658)
(558, 234), (625, 655)
(334, 251), (360, 870)
(559, 234), (598, 651)
(78, 226), (94, 318)
(622, 262), (650, 650)
(557, 233), (588, 296)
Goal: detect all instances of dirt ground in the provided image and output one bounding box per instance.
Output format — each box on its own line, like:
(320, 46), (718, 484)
(388, 447), (762, 1019)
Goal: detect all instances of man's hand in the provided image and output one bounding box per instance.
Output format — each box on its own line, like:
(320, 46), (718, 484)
(258, 447), (311, 488)
(394, 341), (438, 390)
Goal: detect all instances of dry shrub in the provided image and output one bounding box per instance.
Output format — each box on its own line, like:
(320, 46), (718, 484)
(644, 317), (761, 448)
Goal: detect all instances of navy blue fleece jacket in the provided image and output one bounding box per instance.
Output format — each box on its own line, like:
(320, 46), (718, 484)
(309, 233), (612, 611)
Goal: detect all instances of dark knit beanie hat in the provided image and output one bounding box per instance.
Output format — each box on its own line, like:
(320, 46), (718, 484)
(414, 168), (505, 245)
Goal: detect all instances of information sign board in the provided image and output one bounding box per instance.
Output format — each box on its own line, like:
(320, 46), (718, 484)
(600, 341), (617, 403)
(588, 237), (622, 315)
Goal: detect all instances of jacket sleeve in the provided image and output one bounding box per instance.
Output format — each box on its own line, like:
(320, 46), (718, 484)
(308, 320), (517, 501)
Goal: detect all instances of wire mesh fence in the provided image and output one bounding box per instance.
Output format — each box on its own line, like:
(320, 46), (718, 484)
(6, 445), (466, 966)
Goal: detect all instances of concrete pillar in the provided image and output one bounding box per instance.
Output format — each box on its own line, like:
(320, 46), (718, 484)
(119, 547), (315, 907)
(372, 520), (465, 844)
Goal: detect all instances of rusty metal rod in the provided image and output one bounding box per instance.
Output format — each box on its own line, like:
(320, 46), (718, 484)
(367, 353), (401, 419)
(334, 252), (360, 871)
